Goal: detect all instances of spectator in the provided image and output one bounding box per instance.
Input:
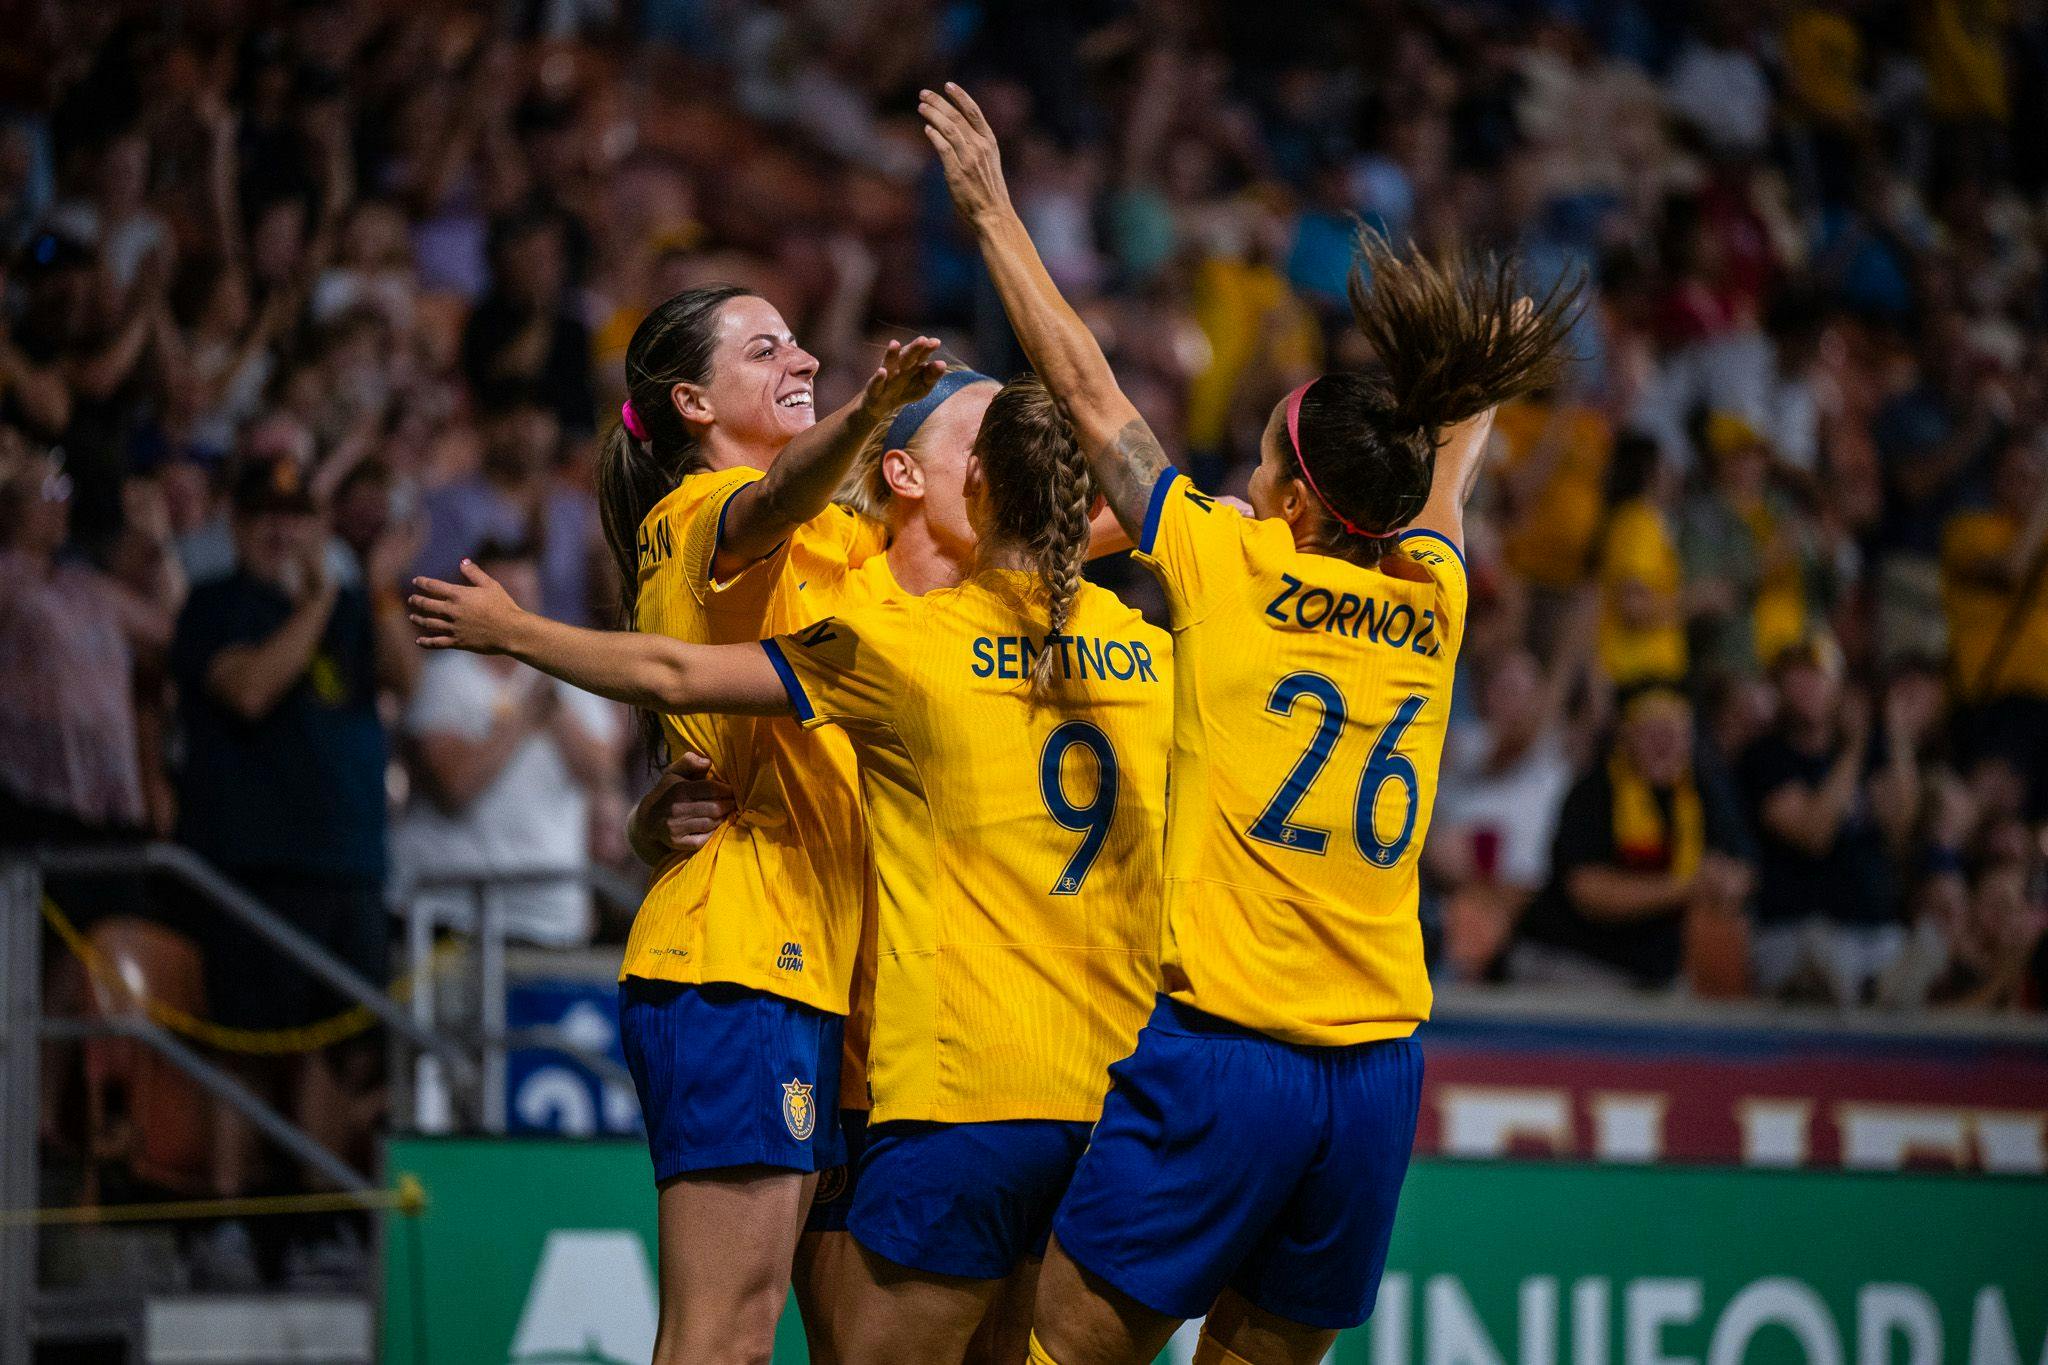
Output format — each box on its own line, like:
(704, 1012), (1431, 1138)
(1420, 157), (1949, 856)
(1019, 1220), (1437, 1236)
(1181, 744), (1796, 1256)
(1738, 637), (1906, 1002)
(459, 210), (595, 437)
(413, 394), (603, 625)
(1679, 414), (1815, 684)
(168, 455), (415, 1282)
(1512, 688), (1756, 992)
(1595, 432), (1688, 687)
(1431, 596), (1597, 979)
(1941, 438), (2048, 826)
(395, 538), (626, 948)
(0, 446), (178, 844)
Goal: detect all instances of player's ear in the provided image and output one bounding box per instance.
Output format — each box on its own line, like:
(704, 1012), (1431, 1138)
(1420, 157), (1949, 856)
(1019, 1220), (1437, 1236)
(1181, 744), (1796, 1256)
(1278, 472), (1313, 532)
(961, 452), (986, 503)
(881, 447), (924, 502)
(671, 379), (713, 430)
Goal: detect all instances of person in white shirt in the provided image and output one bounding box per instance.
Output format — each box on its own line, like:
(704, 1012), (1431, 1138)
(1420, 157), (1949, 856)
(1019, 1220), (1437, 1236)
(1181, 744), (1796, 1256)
(395, 537), (625, 946)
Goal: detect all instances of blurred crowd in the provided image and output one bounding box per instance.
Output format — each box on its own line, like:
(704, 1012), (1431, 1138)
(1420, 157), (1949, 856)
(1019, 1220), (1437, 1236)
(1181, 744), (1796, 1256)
(6, 0), (2048, 1245)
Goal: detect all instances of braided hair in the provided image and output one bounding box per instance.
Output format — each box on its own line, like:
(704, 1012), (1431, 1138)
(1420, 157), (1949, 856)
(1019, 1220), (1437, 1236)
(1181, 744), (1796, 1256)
(971, 375), (1095, 700)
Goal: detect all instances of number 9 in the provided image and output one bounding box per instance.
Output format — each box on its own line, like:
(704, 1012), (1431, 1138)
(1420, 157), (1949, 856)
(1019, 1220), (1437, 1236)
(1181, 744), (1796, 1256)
(1040, 720), (1120, 896)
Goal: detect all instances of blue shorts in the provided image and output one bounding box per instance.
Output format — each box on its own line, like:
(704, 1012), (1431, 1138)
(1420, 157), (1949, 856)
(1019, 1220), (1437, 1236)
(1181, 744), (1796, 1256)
(618, 979), (847, 1183)
(1053, 997), (1422, 1330)
(848, 1119), (1093, 1280)
(805, 1109), (870, 1233)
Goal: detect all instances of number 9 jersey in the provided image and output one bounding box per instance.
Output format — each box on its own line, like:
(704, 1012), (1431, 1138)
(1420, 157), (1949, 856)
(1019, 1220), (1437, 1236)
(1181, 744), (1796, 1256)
(761, 571), (1173, 1126)
(1133, 468), (1467, 1046)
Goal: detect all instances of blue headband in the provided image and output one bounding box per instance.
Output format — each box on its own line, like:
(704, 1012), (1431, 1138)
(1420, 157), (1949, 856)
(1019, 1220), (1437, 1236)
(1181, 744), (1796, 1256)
(882, 368), (994, 452)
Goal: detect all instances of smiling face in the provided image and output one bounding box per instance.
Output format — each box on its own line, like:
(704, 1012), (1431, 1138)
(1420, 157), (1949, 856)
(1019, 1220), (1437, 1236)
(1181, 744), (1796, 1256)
(673, 295), (819, 460)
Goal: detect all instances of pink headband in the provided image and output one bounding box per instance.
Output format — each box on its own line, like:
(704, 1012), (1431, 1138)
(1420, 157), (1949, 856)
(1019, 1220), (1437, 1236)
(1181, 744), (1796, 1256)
(1285, 378), (1395, 540)
(620, 400), (650, 441)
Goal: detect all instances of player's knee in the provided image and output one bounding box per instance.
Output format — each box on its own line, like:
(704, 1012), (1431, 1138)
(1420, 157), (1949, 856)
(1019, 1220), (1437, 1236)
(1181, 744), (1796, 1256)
(1191, 1328), (1259, 1365)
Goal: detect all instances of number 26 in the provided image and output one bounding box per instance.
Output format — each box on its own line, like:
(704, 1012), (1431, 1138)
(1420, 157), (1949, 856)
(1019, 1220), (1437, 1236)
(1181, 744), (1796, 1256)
(1247, 673), (1424, 867)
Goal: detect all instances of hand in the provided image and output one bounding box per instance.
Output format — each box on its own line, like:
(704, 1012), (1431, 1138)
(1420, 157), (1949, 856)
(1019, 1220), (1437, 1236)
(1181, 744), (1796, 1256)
(631, 751), (738, 860)
(409, 559), (524, 654)
(919, 83), (1014, 226)
(1692, 852), (1753, 906)
(1217, 494), (1255, 516)
(856, 336), (946, 422)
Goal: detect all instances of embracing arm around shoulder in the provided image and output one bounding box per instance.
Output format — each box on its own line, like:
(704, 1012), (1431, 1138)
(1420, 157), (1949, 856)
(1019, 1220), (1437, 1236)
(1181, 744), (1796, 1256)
(409, 562), (790, 716)
(920, 83), (1167, 538)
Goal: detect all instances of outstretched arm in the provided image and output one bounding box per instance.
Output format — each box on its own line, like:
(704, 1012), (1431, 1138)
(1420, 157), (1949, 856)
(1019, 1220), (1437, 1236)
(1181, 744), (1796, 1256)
(920, 83), (1166, 538)
(410, 563), (790, 716)
(716, 336), (946, 576)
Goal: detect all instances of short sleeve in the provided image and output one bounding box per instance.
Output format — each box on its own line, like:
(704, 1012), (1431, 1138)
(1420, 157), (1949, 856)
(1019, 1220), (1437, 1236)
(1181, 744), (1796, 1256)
(1393, 529), (1469, 652)
(1130, 468), (1260, 622)
(761, 606), (907, 732)
(669, 467), (789, 620)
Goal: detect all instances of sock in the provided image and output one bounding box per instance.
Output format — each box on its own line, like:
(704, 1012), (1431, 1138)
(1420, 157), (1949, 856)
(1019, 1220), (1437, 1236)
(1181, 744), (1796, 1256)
(1027, 1331), (1066, 1365)
(1192, 1329), (1259, 1365)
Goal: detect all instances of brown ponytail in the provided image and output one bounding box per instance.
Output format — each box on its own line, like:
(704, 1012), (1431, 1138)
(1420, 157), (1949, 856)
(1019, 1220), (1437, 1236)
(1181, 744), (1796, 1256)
(597, 283), (757, 629)
(1284, 231), (1579, 559)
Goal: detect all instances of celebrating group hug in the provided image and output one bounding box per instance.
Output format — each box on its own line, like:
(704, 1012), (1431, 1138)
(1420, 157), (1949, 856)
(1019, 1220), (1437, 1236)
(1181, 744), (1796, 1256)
(410, 83), (1574, 1365)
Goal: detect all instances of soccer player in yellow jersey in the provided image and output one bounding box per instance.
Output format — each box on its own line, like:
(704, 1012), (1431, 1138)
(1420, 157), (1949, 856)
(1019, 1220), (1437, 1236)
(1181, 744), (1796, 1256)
(587, 283), (944, 1364)
(412, 375), (1173, 1365)
(921, 84), (1576, 1365)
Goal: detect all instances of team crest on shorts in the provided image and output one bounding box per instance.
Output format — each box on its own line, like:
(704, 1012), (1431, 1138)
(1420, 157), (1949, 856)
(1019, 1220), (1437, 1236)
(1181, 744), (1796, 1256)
(781, 1078), (816, 1141)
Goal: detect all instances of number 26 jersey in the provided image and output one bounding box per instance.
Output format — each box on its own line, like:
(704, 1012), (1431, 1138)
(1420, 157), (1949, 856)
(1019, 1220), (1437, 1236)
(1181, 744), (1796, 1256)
(1133, 469), (1467, 1046)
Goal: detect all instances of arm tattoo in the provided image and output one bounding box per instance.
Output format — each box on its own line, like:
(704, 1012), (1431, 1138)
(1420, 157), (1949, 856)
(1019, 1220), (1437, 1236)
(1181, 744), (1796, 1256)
(1093, 418), (1172, 531)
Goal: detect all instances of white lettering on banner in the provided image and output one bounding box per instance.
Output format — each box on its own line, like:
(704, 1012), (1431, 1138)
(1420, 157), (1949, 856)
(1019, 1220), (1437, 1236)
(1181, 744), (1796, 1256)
(1589, 1095), (1667, 1163)
(1430, 1276), (1510, 1365)
(1377, 1274), (1414, 1365)
(1840, 1106), (1974, 1168)
(1372, 1275), (2047, 1365)
(1521, 1279), (1560, 1365)
(1859, 1285), (1941, 1365)
(1968, 1288), (2048, 1365)
(1437, 1087), (1573, 1157)
(1626, 1280), (1703, 1365)
(1737, 1099), (1813, 1167)
(1575, 1279), (1612, 1365)
(507, 1230), (657, 1365)
(1972, 1113), (2048, 1173)
(1707, 1279), (1842, 1365)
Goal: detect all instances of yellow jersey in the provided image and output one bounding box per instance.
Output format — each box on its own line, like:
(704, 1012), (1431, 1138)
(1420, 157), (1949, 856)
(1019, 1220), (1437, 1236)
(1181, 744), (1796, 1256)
(1132, 469), (1460, 1046)
(617, 466), (887, 1024)
(1598, 498), (1689, 686)
(765, 572), (1172, 1124)
(1943, 510), (2048, 701)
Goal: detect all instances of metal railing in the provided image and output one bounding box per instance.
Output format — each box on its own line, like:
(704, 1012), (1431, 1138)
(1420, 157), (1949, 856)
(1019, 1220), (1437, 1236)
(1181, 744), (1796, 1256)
(0, 844), (492, 1365)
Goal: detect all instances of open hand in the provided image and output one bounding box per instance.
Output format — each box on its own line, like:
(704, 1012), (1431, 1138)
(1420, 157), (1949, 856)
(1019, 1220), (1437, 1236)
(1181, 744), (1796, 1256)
(409, 559), (523, 653)
(919, 83), (1012, 225)
(858, 336), (946, 422)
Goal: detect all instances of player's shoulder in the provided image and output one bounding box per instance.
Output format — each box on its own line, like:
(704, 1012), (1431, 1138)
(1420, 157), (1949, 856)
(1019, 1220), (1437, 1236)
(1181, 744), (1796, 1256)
(1072, 580), (1169, 647)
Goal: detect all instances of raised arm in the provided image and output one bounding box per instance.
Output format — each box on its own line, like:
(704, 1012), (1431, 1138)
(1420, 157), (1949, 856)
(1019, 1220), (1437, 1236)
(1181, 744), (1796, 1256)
(1407, 408), (1498, 552)
(410, 562), (790, 716)
(920, 83), (1166, 537)
(715, 336), (945, 575)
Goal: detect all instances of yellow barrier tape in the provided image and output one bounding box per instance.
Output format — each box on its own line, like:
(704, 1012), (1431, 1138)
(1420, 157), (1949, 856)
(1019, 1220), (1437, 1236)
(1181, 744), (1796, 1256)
(0, 1175), (427, 1227)
(42, 897), (463, 1055)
